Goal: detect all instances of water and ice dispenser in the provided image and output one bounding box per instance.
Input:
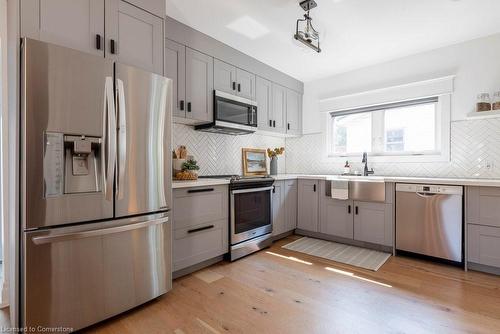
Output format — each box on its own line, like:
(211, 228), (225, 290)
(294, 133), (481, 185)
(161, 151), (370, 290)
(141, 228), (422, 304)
(44, 132), (103, 197)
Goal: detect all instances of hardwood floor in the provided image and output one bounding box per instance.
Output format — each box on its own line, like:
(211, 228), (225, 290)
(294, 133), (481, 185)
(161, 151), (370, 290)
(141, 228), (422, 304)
(85, 236), (500, 333)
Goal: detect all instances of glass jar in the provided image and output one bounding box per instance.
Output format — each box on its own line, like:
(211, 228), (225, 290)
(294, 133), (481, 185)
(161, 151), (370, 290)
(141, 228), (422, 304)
(477, 93), (491, 112)
(493, 92), (500, 111)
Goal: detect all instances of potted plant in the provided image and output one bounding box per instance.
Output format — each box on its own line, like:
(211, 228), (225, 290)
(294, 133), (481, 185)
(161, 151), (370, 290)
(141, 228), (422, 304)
(175, 158), (200, 180)
(267, 147), (285, 175)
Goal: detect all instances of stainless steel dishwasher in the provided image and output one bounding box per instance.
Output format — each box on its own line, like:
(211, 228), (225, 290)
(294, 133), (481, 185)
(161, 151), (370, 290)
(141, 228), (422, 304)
(396, 183), (463, 263)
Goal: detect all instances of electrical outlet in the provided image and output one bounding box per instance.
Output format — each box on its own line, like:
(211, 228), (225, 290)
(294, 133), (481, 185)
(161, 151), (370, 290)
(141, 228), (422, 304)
(485, 161), (494, 170)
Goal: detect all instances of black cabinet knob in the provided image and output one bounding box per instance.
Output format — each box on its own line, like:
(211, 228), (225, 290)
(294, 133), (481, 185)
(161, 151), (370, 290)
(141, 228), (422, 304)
(187, 102), (192, 112)
(180, 100), (185, 111)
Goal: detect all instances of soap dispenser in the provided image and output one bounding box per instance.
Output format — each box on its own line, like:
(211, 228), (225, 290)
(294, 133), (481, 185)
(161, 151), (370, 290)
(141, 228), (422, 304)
(343, 160), (351, 175)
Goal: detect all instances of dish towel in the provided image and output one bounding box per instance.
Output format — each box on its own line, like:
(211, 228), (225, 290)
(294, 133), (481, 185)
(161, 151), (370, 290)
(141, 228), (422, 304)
(331, 180), (349, 200)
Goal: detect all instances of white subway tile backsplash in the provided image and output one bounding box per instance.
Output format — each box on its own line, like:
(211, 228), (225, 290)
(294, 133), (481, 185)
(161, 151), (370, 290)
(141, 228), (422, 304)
(285, 118), (500, 178)
(173, 124), (286, 176)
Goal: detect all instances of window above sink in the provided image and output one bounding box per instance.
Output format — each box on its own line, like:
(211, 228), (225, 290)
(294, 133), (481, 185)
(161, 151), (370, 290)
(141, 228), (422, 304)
(327, 95), (451, 163)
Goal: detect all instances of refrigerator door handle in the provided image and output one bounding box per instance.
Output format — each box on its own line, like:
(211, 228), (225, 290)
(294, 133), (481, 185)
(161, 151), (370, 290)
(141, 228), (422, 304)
(31, 216), (169, 245)
(103, 77), (117, 201)
(116, 78), (127, 200)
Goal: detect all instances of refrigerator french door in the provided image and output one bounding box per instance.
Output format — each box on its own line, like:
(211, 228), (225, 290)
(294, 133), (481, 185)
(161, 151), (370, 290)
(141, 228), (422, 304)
(20, 38), (173, 332)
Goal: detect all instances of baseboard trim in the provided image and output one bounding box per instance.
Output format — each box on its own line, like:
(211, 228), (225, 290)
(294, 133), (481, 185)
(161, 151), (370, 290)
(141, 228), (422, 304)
(272, 230), (294, 242)
(294, 229), (393, 253)
(173, 255), (224, 279)
(467, 262), (500, 276)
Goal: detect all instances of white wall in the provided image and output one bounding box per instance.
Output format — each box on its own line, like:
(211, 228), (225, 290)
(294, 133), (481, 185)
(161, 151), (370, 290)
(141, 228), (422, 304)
(302, 33), (500, 134)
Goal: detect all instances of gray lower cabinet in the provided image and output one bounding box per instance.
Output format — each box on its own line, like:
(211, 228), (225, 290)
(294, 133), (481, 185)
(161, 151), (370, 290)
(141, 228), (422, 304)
(21, 0), (105, 56)
(185, 48), (214, 123)
(173, 185), (228, 272)
(106, 0), (163, 74)
(466, 186), (500, 271)
(272, 180), (298, 237)
(320, 198), (353, 239)
(272, 181), (285, 236)
(284, 180), (298, 232)
(297, 179), (319, 232)
(164, 39), (186, 118)
(468, 224), (500, 268)
(353, 201), (393, 246)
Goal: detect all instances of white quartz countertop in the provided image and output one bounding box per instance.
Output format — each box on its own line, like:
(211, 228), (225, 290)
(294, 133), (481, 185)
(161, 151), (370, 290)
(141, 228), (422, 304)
(172, 174), (500, 188)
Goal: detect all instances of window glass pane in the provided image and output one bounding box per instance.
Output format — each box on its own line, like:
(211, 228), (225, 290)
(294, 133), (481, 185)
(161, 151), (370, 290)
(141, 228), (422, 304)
(384, 103), (436, 153)
(332, 113), (372, 154)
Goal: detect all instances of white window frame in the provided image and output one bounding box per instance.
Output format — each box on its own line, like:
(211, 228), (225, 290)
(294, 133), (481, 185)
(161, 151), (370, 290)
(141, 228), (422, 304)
(326, 94), (450, 163)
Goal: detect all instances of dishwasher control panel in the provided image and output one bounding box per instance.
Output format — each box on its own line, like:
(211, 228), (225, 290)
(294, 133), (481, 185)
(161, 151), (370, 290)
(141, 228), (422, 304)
(396, 183), (463, 195)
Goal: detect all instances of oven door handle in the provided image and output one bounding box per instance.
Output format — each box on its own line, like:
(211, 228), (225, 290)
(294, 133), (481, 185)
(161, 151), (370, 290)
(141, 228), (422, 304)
(231, 186), (274, 195)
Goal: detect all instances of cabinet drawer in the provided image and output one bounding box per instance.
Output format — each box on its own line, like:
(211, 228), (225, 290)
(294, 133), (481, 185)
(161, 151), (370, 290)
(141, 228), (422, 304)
(467, 186), (500, 228)
(173, 185), (228, 230)
(468, 224), (500, 268)
(173, 219), (228, 271)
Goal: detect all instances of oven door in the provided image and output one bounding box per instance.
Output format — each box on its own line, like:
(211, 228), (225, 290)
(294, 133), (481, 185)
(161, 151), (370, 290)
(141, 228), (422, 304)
(214, 90), (257, 128)
(231, 186), (273, 244)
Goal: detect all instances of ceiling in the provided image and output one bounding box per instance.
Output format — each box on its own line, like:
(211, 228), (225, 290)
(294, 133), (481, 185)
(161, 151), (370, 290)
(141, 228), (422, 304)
(166, 0), (500, 82)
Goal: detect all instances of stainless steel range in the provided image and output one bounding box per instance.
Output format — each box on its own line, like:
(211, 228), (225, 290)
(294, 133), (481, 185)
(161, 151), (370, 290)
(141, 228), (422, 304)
(200, 175), (275, 260)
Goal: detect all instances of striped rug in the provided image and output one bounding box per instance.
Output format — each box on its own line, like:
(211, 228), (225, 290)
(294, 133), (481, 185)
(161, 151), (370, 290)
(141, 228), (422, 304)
(282, 237), (391, 271)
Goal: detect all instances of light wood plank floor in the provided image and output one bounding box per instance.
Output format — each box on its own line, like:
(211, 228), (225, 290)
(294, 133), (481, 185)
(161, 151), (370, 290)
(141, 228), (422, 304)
(85, 236), (500, 333)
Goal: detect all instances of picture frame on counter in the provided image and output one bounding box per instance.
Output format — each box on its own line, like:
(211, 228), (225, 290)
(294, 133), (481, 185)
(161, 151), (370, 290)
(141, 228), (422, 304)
(242, 148), (267, 176)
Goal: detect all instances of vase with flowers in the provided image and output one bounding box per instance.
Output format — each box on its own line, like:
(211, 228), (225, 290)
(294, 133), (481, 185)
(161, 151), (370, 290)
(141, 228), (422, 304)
(267, 147), (285, 175)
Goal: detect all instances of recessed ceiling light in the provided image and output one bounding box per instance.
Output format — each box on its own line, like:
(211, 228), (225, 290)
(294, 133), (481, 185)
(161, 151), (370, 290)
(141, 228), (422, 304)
(226, 16), (270, 40)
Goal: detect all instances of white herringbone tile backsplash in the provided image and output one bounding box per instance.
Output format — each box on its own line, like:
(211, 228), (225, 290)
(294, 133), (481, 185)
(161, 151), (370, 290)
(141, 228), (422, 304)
(174, 118), (500, 178)
(173, 124), (286, 176)
(285, 118), (500, 178)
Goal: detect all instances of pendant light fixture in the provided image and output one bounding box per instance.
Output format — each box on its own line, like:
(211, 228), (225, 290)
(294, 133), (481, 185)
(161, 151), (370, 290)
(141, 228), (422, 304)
(294, 0), (321, 53)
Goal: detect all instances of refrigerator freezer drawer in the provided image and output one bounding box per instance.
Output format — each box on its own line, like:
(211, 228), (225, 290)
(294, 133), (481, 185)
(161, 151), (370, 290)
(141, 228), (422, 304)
(22, 212), (171, 331)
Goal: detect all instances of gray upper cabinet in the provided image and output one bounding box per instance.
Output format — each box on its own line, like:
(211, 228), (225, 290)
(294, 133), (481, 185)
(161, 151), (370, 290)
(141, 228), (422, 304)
(256, 77), (274, 131)
(21, 0), (105, 56)
(185, 48), (214, 123)
(272, 181), (285, 236)
(124, 0), (165, 17)
(297, 179), (319, 232)
(106, 0), (163, 74)
(284, 180), (298, 232)
(164, 39), (186, 118)
(213, 59), (256, 100)
(214, 59), (237, 94)
(236, 68), (256, 100)
(272, 83), (287, 134)
(286, 89), (302, 136)
(21, 0), (164, 74)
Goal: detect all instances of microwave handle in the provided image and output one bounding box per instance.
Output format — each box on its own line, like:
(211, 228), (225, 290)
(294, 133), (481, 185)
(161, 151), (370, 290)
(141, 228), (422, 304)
(249, 106), (257, 126)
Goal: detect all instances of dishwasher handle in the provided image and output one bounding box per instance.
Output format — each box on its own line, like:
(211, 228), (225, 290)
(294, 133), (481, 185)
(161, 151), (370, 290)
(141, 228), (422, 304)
(416, 192), (438, 198)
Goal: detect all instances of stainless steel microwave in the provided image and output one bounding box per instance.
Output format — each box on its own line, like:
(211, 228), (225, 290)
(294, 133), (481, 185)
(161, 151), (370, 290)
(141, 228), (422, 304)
(195, 90), (258, 135)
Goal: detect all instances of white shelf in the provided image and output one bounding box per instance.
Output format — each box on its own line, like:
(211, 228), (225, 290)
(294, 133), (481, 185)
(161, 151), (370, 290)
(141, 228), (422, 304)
(466, 110), (500, 120)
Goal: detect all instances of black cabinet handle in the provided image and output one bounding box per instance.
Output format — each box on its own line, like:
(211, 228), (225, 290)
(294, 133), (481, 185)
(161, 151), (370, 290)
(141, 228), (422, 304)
(348, 205), (351, 214)
(233, 82), (236, 90)
(95, 34), (102, 50)
(313, 184), (316, 192)
(180, 100), (185, 111)
(188, 225), (215, 234)
(287, 123), (290, 130)
(187, 188), (214, 193)
(273, 186), (275, 194)
(355, 206), (359, 215)
(187, 102), (192, 112)
(273, 120), (276, 128)
(238, 83), (241, 92)
(110, 39), (116, 54)
(269, 120), (272, 127)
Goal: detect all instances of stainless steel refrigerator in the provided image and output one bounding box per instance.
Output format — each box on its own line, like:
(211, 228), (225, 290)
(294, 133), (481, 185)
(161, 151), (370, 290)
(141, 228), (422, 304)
(20, 38), (173, 331)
